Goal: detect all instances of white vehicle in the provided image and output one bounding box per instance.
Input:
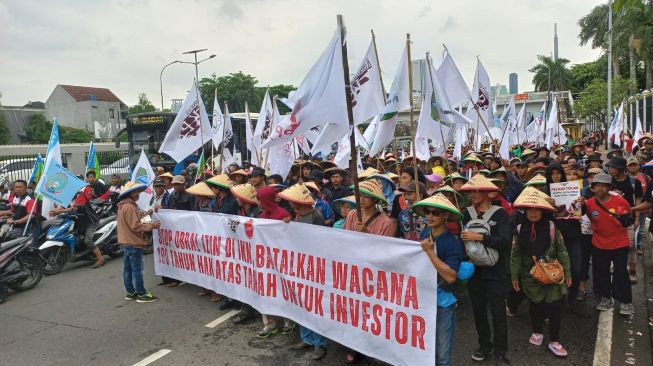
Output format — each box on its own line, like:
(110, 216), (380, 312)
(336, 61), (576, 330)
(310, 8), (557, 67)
(100, 157), (130, 178)
(0, 158), (37, 183)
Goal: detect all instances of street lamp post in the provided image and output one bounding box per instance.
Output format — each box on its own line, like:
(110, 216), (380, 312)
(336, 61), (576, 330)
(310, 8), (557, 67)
(160, 60), (181, 111)
(181, 49), (216, 84)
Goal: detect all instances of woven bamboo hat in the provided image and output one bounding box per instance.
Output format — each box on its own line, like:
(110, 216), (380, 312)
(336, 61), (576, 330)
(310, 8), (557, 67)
(459, 173), (499, 192)
(279, 183), (315, 205)
(352, 179), (387, 204)
(206, 174), (233, 190)
(513, 186), (555, 211)
(186, 182), (215, 197)
(525, 174), (548, 186)
(412, 193), (463, 220)
(333, 195), (357, 216)
(230, 183), (258, 205)
(358, 167), (379, 179)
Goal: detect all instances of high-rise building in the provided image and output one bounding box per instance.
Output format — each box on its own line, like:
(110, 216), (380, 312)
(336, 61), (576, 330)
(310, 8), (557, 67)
(509, 73), (518, 94)
(490, 84), (508, 98)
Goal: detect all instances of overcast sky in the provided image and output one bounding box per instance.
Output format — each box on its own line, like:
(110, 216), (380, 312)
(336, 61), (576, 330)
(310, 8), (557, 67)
(0, 0), (603, 108)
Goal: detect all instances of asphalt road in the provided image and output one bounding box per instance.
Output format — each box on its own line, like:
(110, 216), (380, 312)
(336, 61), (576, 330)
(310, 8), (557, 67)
(1, 252), (650, 366)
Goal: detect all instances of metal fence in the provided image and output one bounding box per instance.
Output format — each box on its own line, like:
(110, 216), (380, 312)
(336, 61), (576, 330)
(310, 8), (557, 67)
(0, 154), (69, 183)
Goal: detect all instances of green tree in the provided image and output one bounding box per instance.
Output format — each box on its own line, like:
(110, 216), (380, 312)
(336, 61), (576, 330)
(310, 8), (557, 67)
(26, 113), (52, 144)
(569, 57), (607, 93)
(128, 93), (157, 114)
(0, 113), (11, 144)
(529, 55), (573, 92)
(60, 127), (94, 144)
(574, 76), (635, 130)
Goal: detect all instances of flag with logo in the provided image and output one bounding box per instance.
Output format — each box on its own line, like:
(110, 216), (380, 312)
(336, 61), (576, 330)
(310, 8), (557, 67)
(41, 118), (63, 217)
(86, 141), (101, 180)
(470, 58), (493, 140)
(369, 44), (410, 156)
(634, 115), (644, 143)
(159, 81), (213, 162)
(131, 149), (156, 210)
(29, 154), (44, 185)
(262, 30), (347, 148)
(351, 39), (386, 125)
(37, 162), (86, 208)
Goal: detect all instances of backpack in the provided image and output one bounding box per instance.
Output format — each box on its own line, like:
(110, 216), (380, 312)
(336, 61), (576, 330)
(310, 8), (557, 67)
(464, 206), (501, 267)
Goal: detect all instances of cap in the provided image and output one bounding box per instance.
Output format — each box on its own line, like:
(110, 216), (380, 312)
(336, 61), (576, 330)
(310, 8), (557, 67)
(627, 157), (639, 166)
(172, 175), (186, 184)
(153, 178), (165, 186)
(591, 173), (613, 186)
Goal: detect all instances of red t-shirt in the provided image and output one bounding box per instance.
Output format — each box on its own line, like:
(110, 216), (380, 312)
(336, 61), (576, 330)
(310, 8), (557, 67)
(8, 194), (35, 214)
(585, 194), (631, 250)
(73, 186), (92, 207)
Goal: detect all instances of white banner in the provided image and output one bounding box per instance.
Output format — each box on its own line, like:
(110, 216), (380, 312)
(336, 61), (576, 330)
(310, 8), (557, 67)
(153, 210), (437, 366)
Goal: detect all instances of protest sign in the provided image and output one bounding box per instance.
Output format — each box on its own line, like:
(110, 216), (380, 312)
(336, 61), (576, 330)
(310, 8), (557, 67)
(153, 209), (437, 366)
(549, 180), (583, 219)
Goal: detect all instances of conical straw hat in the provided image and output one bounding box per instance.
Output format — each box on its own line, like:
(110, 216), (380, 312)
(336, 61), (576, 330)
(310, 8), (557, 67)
(229, 169), (248, 177)
(304, 181), (321, 194)
(186, 182), (215, 197)
(459, 173), (499, 192)
(412, 193), (463, 220)
(358, 167), (379, 179)
(279, 183), (315, 205)
(159, 172), (174, 179)
(513, 186), (555, 211)
(462, 153), (484, 164)
(206, 174), (233, 189)
(522, 148), (536, 157)
(435, 185), (459, 196)
(118, 181), (147, 199)
(333, 195), (357, 216)
(230, 183), (258, 205)
(353, 179), (387, 204)
(444, 172), (468, 183)
(525, 174), (548, 186)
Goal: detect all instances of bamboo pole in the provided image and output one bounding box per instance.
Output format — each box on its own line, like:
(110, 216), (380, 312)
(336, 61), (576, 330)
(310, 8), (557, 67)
(217, 102), (228, 173)
(338, 14), (362, 222)
(406, 33), (420, 202)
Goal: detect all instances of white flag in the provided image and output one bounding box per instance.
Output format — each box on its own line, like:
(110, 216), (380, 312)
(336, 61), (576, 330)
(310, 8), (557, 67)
(131, 149), (156, 210)
(362, 114), (381, 151)
(159, 81), (213, 162)
(634, 115), (644, 143)
(470, 59), (493, 140)
(244, 102), (257, 165)
(516, 101), (526, 143)
(263, 30), (347, 147)
(369, 44), (410, 156)
(546, 97), (560, 148)
(351, 39), (386, 125)
(436, 49), (470, 108)
(40, 118), (63, 217)
(311, 123), (348, 156)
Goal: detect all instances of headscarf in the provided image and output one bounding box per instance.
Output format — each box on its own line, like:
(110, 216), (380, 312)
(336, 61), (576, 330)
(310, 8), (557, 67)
(257, 186), (290, 220)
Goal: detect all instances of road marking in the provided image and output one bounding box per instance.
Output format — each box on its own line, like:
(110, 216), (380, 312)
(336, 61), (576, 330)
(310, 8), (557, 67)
(593, 309), (613, 366)
(132, 349), (171, 366)
(205, 310), (240, 328)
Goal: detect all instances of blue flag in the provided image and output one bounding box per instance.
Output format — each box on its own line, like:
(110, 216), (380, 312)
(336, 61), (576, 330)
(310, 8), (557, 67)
(29, 154), (44, 184)
(37, 162), (87, 207)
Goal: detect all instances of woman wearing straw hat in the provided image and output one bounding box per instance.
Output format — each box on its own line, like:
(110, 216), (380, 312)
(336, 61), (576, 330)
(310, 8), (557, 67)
(117, 181), (161, 303)
(278, 183), (328, 360)
(413, 193), (466, 366)
(332, 196), (356, 229)
(458, 174), (512, 365)
(510, 187), (571, 357)
(186, 182), (216, 213)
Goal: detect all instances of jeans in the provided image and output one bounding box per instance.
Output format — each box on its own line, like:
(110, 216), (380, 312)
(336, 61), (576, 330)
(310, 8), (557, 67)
(635, 213), (646, 250)
(592, 246), (632, 304)
(564, 235), (582, 304)
(467, 277), (508, 356)
(123, 246), (146, 295)
(436, 304), (456, 366)
(300, 325), (327, 347)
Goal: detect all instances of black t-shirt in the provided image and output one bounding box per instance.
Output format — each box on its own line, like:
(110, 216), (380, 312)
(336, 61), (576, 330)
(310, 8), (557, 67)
(612, 176), (642, 207)
(91, 181), (107, 197)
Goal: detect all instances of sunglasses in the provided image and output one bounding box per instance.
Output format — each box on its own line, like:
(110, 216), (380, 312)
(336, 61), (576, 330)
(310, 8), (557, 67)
(423, 208), (446, 217)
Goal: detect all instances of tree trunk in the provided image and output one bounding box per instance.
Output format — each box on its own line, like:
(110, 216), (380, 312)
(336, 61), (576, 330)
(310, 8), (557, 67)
(629, 34), (637, 94)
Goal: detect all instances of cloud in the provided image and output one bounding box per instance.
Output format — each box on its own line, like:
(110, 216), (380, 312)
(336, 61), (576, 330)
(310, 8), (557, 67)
(438, 16), (457, 32)
(0, 0), (602, 108)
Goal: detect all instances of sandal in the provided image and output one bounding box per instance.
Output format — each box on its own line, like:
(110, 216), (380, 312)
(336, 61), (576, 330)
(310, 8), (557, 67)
(166, 282), (179, 288)
(529, 333), (543, 346)
(210, 293), (222, 302)
(198, 289), (211, 296)
(548, 342), (568, 357)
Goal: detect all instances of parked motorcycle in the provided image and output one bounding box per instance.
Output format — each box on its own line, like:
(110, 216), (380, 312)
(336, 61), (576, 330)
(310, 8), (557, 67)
(0, 235), (43, 293)
(39, 213), (119, 276)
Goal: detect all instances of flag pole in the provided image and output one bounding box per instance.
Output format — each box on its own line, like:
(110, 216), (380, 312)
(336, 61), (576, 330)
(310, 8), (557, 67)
(338, 14), (362, 222)
(218, 102), (228, 173)
(246, 101), (261, 167)
(371, 29), (390, 162)
(425, 53), (448, 157)
(211, 89), (217, 171)
(406, 33), (420, 202)
(21, 194), (38, 237)
(195, 78), (205, 160)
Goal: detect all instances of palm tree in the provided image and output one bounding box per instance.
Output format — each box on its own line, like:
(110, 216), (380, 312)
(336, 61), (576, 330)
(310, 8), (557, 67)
(529, 55), (573, 92)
